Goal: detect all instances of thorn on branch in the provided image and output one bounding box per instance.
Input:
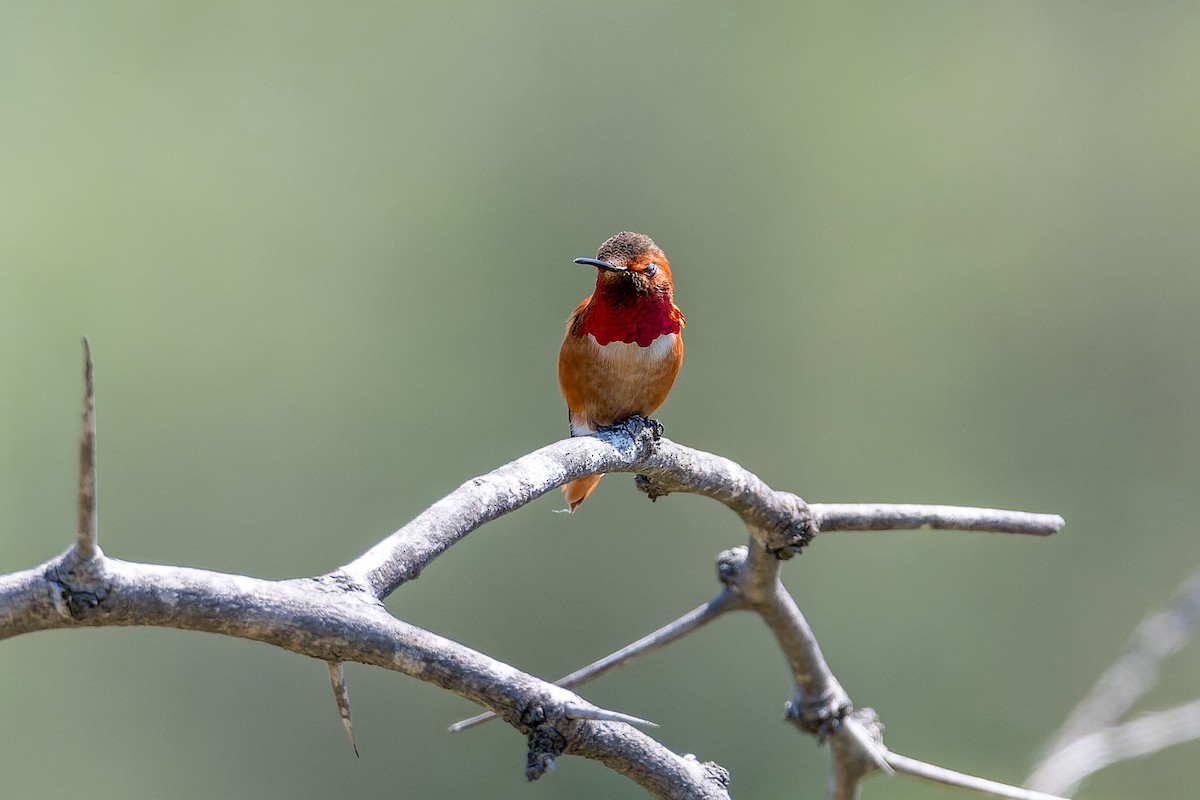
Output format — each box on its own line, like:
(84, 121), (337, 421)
(76, 337), (99, 562)
(562, 702), (659, 729)
(327, 661), (359, 757)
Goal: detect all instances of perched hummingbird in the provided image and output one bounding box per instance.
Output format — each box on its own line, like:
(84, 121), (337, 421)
(557, 231), (686, 511)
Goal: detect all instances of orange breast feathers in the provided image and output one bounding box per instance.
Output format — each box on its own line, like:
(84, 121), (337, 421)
(558, 307), (683, 435)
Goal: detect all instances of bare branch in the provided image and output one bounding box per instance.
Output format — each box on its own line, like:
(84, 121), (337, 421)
(1027, 699), (1200, 795)
(568, 724), (731, 799)
(0, 556), (728, 799)
(714, 543), (850, 736)
(1026, 568), (1200, 794)
(886, 751), (1069, 800)
(340, 422), (1062, 600)
(1037, 568), (1200, 758)
(552, 589), (743, 690)
(3, 367), (1067, 798)
(75, 338), (98, 562)
(451, 588), (744, 732)
(811, 503), (1064, 537)
(450, 499), (1066, 774)
(341, 419), (817, 599)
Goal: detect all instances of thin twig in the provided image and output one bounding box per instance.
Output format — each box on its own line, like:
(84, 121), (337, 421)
(75, 338), (98, 561)
(735, 543), (851, 736)
(886, 751), (1069, 800)
(811, 504), (1063, 537)
(450, 589), (744, 732)
(1026, 698), (1200, 795)
(1035, 568), (1200, 761)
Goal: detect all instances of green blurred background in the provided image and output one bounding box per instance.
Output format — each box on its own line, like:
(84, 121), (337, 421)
(2, 2), (1198, 798)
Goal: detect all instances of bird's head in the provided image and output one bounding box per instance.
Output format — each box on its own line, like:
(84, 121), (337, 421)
(575, 231), (674, 298)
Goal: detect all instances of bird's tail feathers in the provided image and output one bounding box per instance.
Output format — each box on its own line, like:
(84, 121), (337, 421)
(562, 474), (603, 512)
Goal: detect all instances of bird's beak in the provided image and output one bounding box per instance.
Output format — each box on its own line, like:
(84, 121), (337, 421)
(574, 257), (627, 272)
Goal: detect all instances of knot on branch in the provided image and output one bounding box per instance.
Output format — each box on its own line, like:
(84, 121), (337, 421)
(786, 686), (852, 742)
(65, 588), (102, 618)
(828, 708), (891, 780)
(760, 494), (818, 560)
(308, 570), (381, 602)
(716, 546), (749, 592)
(845, 707), (884, 754)
(686, 758), (729, 786)
(522, 705), (567, 782)
(633, 473), (669, 502)
(47, 550), (110, 621)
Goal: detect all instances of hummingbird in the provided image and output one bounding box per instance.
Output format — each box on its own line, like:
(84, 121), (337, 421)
(557, 231), (686, 511)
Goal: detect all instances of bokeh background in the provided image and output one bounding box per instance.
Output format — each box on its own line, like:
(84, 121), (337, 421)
(2, 3), (1198, 798)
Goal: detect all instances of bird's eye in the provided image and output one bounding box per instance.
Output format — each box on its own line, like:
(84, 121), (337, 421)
(643, 263), (659, 277)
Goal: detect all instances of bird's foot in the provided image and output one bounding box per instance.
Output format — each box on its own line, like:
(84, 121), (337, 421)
(596, 415), (663, 441)
(626, 414), (663, 440)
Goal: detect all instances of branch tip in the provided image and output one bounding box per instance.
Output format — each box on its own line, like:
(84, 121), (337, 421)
(811, 503), (1064, 538)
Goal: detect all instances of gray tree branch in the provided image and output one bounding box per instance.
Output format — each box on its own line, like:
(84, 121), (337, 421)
(0, 552), (729, 798)
(0, 352), (1069, 799)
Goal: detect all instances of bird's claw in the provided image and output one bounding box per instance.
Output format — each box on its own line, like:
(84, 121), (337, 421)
(598, 415), (663, 441)
(620, 414), (662, 440)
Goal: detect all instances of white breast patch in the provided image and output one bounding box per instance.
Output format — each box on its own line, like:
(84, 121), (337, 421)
(590, 332), (678, 361)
